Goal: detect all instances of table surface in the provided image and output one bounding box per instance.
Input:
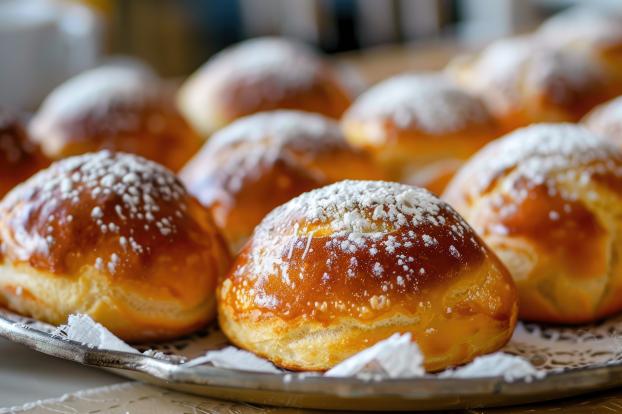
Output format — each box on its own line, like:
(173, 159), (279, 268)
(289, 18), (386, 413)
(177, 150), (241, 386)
(0, 338), (122, 407)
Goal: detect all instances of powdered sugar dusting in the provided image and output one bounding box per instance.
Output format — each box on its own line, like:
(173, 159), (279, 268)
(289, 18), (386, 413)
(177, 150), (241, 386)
(444, 123), (622, 243)
(205, 110), (347, 156)
(208, 37), (319, 90)
(0, 150), (188, 275)
(346, 73), (492, 135)
(463, 123), (621, 194)
(451, 36), (607, 115)
(228, 180), (486, 320)
(181, 110), (350, 199)
(256, 179), (476, 261)
(291, 180), (446, 235)
(31, 65), (158, 131)
(180, 37), (323, 127)
(213, 37), (318, 85)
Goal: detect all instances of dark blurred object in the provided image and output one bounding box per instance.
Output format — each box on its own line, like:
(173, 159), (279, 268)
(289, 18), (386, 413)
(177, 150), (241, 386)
(102, 0), (460, 77)
(0, 109), (50, 197)
(88, 0), (622, 78)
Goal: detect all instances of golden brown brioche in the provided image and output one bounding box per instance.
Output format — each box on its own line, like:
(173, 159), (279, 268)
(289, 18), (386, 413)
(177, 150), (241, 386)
(447, 36), (620, 132)
(218, 180), (517, 372)
(583, 97), (622, 148)
(0, 151), (230, 342)
(180, 111), (385, 252)
(29, 66), (202, 172)
(537, 7), (622, 81)
(177, 37), (353, 138)
(0, 110), (49, 198)
(444, 124), (622, 324)
(341, 73), (499, 194)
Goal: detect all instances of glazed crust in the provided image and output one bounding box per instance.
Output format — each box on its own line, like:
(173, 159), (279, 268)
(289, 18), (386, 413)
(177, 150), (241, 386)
(218, 180), (517, 371)
(341, 73), (499, 193)
(177, 38), (352, 137)
(29, 67), (202, 172)
(444, 123), (622, 324)
(0, 151), (231, 341)
(180, 111), (385, 251)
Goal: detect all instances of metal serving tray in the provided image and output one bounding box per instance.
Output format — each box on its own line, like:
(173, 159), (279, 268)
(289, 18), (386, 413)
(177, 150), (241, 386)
(2, 308), (622, 411)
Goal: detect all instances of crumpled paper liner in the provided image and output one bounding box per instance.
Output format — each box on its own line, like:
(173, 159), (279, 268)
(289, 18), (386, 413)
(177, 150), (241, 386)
(54, 314), (544, 381)
(325, 333), (425, 379)
(52, 314), (137, 354)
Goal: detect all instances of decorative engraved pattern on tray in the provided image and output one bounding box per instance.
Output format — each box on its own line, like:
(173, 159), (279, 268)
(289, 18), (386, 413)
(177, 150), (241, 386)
(503, 317), (622, 372)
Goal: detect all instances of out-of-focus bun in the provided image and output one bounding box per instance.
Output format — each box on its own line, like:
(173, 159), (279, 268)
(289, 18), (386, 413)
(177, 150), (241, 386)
(447, 36), (620, 131)
(537, 7), (622, 81)
(342, 73), (498, 194)
(177, 37), (353, 138)
(30, 66), (202, 171)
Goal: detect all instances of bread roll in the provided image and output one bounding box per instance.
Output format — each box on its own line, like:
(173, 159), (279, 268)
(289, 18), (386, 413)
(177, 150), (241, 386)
(444, 124), (622, 324)
(0, 151), (230, 341)
(29, 66), (202, 172)
(218, 180), (517, 371)
(0, 110), (49, 198)
(180, 111), (384, 251)
(177, 37), (353, 138)
(447, 36), (619, 131)
(341, 73), (498, 194)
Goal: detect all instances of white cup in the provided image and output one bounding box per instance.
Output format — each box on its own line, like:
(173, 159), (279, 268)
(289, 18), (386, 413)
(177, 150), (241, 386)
(0, 0), (102, 110)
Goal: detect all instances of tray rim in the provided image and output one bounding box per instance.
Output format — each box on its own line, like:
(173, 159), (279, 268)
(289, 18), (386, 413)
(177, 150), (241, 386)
(3, 311), (622, 411)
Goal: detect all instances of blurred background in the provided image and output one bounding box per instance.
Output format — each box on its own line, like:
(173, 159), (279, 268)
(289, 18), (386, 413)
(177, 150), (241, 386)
(2, 0), (622, 110)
